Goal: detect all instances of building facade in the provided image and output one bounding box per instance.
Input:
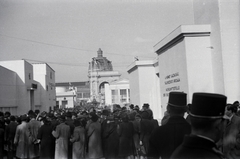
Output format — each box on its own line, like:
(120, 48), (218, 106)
(127, 59), (161, 120)
(88, 48), (124, 106)
(0, 60), (56, 115)
(127, 0), (240, 121)
(55, 82), (90, 108)
(104, 78), (130, 106)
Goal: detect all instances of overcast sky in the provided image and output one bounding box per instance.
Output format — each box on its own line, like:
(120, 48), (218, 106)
(0, 0), (194, 82)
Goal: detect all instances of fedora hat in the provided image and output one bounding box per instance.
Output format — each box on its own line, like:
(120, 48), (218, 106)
(167, 92), (187, 108)
(190, 92), (227, 118)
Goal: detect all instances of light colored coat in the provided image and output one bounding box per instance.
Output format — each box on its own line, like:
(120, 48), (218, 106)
(28, 119), (41, 158)
(71, 126), (86, 159)
(86, 121), (103, 159)
(14, 121), (29, 159)
(52, 122), (71, 159)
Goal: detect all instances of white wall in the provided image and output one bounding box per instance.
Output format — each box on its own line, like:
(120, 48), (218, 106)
(193, 0), (240, 102)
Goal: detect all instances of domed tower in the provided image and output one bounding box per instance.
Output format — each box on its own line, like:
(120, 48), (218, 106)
(88, 48), (113, 72)
(88, 48), (121, 104)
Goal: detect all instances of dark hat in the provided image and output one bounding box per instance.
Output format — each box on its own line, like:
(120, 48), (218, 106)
(168, 92), (187, 108)
(133, 105), (139, 110)
(101, 109), (110, 116)
(20, 114), (28, 121)
(190, 92), (227, 118)
(143, 103), (149, 108)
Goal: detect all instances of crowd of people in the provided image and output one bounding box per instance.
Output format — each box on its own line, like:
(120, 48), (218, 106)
(0, 91), (240, 159)
(0, 101), (159, 159)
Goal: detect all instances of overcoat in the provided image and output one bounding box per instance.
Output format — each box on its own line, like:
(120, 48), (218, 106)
(148, 116), (191, 159)
(5, 121), (18, 159)
(140, 119), (158, 154)
(71, 126), (86, 159)
(86, 121), (103, 159)
(52, 122), (71, 159)
(37, 122), (55, 159)
(28, 119), (41, 158)
(223, 114), (240, 159)
(170, 135), (225, 159)
(117, 121), (134, 158)
(0, 127), (4, 159)
(102, 119), (119, 159)
(14, 121), (29, 159)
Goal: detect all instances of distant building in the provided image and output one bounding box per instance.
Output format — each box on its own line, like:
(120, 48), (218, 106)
(105, 78), (130, 106)
(55, 82), (90, 108)
(55, 48), (130, 108)
(0, 60), (55, 115)
(88, 48), (126, 106)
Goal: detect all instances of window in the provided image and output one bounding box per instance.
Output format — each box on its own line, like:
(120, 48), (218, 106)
(29, 73), (31, 80)
(50, 72), (52, 79)
(112, 90), (118, 104)
(120, 89), (127, 103)
(84, 93), (90, 98)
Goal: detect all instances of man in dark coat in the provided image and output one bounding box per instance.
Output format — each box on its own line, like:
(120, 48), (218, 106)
(5, 116), (18, 159)
(37, 115), (55, 159)
(171, 92), (227, 159)
(101, 114), (119, 159)
(117, 113), (134, 159)
(148, 91), (191, 159)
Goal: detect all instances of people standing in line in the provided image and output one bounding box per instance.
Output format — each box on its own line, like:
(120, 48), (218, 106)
(27, 113), (41, 159)
(86, 112), (103, 159)
(117, 112), (134, 159)
(70, 119), (86, 159)
(222, 103), (240, 159)
(140, 103), (153, 120)
(170, 92), (227, 159)
(5, 115), (18, 159)
(148, 92), (191, 159)
(14, 115), (30, 159)
(37, 114), (55, 159)
(52, 115), (71, 159)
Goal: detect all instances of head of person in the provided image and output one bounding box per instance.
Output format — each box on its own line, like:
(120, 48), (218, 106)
(167, 92), (188, 116)
(20, 114), (28, 122)
(58, 115), (66, 123)
(74, 119), (83, 127)
(10, 115), (16, 122)
(121, 112), (129, 122)
(135, 114), (142, 122)
(142, 103), (149, 110)
(225, 103), (237, 117)
(133, 105), (140, 112)
(89, 112), (99, 122)
(101, 109), (110, 119)
(189, 92), (227, 143)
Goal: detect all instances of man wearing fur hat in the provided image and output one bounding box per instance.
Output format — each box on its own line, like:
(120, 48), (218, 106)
(171, 92), (227, 159)
(148, 91), (191, 159)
